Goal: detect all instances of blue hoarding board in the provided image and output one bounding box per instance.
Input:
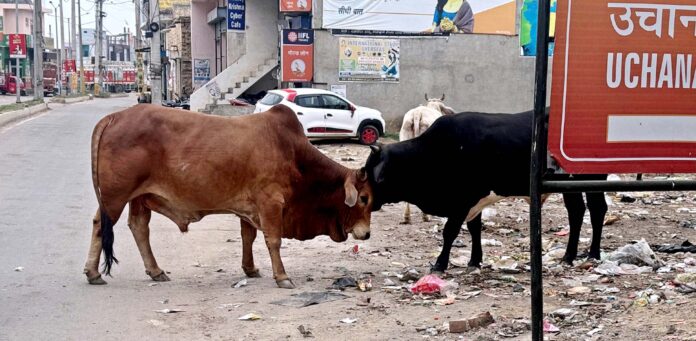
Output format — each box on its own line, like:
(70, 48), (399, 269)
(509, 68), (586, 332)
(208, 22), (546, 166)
(228, 0), (245, 31)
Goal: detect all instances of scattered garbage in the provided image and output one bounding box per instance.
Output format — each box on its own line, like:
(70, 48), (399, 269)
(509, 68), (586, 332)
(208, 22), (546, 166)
(633, 289), (663, 306)
(410, 274), (458, 295)
(435, 293), (457, 306)
(297, 325), (313, 338)
(587, 326), (603, 336)
(566, 286), (591, 295)
(13, 266), (23, 272)
(340, 317), (357, 324)
(331, 277), (357, 290)
(606, 239), (663, 268)
(270, 292), (349, 308)
(654, 240), (696, 253)
(154, 309), (185, 314)
(492, 257), (520, 274)
(554, 229), (570, 236)
(238, 313), (262, 320)
(232, 278), (248, 288)
(449, 312), (494, 333)
(357, 278), (372, 292)
(397, 268), (420, 282)
(543, 320), (560, 333)
(481, 239), (503, 247)
(550, 308), (576, 319)
(673, 273), (696, 293)
(604, 215), (621, 225)
(410, 274), (446, 294)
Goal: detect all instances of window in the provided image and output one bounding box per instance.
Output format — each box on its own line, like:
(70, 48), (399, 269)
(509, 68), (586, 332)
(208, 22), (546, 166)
(259, 93), (283, 106)
(295, 95), (323, 108)
(321, 95), (350, 110)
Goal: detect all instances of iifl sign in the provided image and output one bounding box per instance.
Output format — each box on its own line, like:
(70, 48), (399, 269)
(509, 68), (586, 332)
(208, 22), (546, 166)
(549, 0), (696, 173)
(281, 29), (314, 82)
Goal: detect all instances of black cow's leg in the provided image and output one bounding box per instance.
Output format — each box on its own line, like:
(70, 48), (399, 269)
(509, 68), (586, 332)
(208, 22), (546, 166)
(586, 192), (608, 260)
(467, 214), (483, 268)
(562, 192), (586, 264)
(431, 216), (465, 273)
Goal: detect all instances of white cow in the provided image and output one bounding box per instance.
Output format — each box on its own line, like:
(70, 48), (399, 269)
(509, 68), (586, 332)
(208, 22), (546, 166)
(399, 94), (454, 224)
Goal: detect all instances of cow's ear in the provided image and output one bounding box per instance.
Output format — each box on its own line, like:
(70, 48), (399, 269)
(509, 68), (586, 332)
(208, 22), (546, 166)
(373, 161), (386, 184)
(344, 181), (358, 207)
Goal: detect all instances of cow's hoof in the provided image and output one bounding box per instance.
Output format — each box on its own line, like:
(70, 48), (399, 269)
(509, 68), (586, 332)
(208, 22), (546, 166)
(561, 256), (575, 266)
(399, 219), (411, 225)
(430, 262), (447, 273)
(150, 271), (171, 282)
(87, 275), (108, 285)
(466, 266), (481, 275)
(422, 215), (430, 222)
(244, 268), (262, 278)
(276, 279), (295, 289)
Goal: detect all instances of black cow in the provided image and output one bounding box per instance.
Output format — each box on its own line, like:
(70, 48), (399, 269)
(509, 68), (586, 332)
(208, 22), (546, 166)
(364, 110), (607, 271)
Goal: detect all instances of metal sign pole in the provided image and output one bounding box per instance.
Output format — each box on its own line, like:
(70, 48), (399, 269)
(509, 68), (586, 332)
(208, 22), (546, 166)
(530, 0), (551, 339)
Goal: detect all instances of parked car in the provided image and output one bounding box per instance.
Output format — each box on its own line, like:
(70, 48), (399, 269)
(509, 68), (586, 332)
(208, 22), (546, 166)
(254, 88), (385, 145)
(0, 74), (27, 96)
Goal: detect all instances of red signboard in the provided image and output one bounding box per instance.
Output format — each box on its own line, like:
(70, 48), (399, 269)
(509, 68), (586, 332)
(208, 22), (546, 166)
(280, 0), (311, 12)
(9, 34), (27, 59)
(281, 29), (314, 82)
(549, 0), (696, 173)
(63, 60), (77, 73)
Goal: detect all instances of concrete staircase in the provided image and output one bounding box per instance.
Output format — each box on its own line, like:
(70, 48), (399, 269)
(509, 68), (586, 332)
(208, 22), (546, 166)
(193, 53), (278, 115)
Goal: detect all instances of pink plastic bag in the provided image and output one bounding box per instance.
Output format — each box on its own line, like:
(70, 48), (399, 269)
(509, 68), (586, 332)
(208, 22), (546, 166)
(410, 274), (447, 294)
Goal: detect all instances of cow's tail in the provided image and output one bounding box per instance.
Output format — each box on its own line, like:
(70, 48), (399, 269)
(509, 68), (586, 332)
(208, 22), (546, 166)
(91, 115), (118, 276)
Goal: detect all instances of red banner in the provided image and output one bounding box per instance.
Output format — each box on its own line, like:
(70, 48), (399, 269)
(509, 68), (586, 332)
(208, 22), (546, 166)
(280, 0), (311, 12)
(63, 60), (77, 73)
(9, 34), (27, 59)
(281, 29), (314, 82)
(548, 0), (696, 173)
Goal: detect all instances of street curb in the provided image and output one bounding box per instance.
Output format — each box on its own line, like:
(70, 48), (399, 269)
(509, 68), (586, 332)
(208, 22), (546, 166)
(0, 102), (50, 129)
(105, 93), (130, 98)
(50, 95), (93, 104)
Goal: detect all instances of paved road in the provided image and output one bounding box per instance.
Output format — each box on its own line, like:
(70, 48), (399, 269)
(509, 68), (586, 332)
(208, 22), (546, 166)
(0, 97), (244, 340)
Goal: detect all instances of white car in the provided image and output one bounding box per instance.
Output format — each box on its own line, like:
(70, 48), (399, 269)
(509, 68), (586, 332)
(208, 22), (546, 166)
(254, 88), (386, 145)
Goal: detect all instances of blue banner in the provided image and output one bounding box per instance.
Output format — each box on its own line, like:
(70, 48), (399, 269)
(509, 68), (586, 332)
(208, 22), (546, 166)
(228, 0), (245, 31)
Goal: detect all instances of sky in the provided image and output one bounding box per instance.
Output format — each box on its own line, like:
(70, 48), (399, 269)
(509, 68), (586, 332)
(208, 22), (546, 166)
(42, 0), (136, 44)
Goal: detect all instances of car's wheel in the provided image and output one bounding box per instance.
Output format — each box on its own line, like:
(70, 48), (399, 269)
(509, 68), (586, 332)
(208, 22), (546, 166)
(358, 124), (380, 145)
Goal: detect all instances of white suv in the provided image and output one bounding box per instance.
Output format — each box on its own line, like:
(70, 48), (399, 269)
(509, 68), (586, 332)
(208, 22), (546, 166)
(254, 88), (386, 145)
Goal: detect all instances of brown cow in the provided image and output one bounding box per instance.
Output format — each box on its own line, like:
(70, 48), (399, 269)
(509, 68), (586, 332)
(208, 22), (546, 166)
(84, 104), (373, 289)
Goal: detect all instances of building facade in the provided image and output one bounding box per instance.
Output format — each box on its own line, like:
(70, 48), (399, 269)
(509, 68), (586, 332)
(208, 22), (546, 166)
(189, 0), (546, 130)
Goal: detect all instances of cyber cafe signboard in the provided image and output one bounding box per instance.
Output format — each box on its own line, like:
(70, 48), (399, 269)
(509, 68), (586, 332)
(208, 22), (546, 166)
(548, 0), (696, 174)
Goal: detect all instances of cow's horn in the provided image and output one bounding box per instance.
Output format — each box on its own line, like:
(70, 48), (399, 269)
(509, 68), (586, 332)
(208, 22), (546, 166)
(358, 168), (368, 181)
(440, 94), (445, 101)
(369, 145), (381, 154)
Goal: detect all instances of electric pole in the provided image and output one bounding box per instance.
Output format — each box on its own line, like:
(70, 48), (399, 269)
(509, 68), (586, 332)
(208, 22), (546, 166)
(59, 0), (65, 95)
(78, 0), (85, 94)
(71, 0), (76, 60)
(150, 0), (161, 104)
(33, 0), (44, 100)
(14, 0), (20, 103)
(50, 1), (62, 97)
(134, 0), (142, 93)
(95, 0), (103, 95)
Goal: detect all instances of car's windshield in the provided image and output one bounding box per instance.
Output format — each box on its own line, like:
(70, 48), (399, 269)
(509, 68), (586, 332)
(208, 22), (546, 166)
(259, 93), (283, 105)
